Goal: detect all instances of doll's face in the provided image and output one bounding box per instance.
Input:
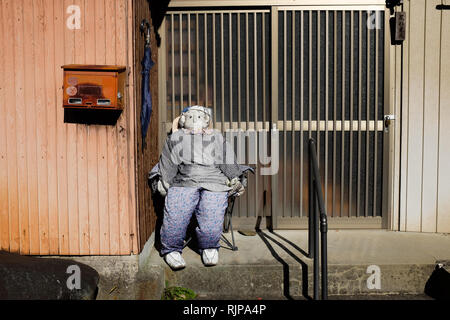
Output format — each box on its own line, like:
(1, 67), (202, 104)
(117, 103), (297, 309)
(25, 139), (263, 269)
(181, 109), (210, 130)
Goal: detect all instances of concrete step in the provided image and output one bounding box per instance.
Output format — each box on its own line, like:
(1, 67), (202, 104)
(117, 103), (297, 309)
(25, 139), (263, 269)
(141, 229), (450, 300)
(152, 261), (436, 299)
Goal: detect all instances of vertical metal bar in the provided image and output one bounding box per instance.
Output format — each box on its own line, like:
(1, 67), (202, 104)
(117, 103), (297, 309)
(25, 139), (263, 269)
(271, 7), (280, 229)
(160, 16), (168, 148)
(246, 12), (249, 131)
(221, 13), (225, 131)
(300, 11), (304, 218)
(292, 11), (296, 218)
(213, 13), (216, 126)
(262, 12), (267, 219)
(373, 12), (379, 217)
(263, 13), (266, 129)
(349, 11), (354, 217)
(196, 14), (200, 105)
(254, 12), (258, 216)
(340, 10), (345, 217)
(325, 11), (329, 215)
(238, 13), (241, 125)
(188, 14), (192, 107)
(237, 12), (242, 216)
(204, 13), (208, 107)
(309, 10), (312, 140)
(171, 14), (175, 121)
(365, 10), (371, 218)
(229, 13), (233, 127)
(317, 10), (321, 161)
(254, 12), (258, 130)
(245, 12), (249, 216)
(180, 14), (184, 113)
(357, 10), (362, 217)
(332, 11), (337, 217)
(283, 10), (287, 218)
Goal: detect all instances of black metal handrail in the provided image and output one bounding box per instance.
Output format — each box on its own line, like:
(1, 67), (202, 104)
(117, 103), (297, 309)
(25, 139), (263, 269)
(308, 138), (328, 300)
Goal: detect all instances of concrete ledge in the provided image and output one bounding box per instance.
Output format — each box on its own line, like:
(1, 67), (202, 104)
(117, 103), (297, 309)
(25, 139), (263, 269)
(40, 230), (450, 300)
(142, 230), (450, 299)
(151, 261), (435, 299)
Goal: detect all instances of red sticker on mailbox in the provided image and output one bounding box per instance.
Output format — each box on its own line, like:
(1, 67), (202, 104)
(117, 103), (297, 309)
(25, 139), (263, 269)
(66, 86), (78, 96)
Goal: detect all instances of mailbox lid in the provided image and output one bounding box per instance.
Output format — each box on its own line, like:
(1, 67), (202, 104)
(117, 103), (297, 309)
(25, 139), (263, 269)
(62, 64), (127, 72)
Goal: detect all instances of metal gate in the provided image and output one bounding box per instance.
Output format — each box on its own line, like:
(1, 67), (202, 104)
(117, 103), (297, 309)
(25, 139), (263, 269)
(159, 4), (389, 229)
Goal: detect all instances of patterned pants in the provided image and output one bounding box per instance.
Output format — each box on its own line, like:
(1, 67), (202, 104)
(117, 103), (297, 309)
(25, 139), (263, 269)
(160, 187), (229, 255)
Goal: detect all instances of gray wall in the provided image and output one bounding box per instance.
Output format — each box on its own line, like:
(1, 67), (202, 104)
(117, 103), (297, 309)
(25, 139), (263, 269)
(395, 0), (450, 233)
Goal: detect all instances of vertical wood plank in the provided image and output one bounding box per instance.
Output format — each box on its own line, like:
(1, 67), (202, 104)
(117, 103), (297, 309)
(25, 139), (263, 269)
(24, 0), (39, 254)
(95, 0), (110, 255)
(437, 9), (450, 233)
(127, 0), (138, 254)
(65, 0), (80, 255)
(421, 0), (441, 233)
(105, 0), (120, 255)
(4, 0), (20, 253)
(73, 0), (90, 255)
(116, 0), (131, 254)
(135, 0), (145, 252)
(13, 0), (31, 255)
(44, 0), (59, 254)
(32, 0), (49, 254)
(55, 0), (70, 254)
(405, 0), (425, 232)
(0, 0), (10, 252)
(84, 0), (100, 255)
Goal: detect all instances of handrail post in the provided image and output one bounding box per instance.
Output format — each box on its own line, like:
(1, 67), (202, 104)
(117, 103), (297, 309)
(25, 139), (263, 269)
(308, 138), (328, 300)
(308, 151), (314, 259)
(313, 193), (319, 300)
(321, 213), (328, 300)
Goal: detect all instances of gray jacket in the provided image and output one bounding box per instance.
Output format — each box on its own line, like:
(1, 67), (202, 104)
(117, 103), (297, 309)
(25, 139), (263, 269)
(156, 129), (242, 192)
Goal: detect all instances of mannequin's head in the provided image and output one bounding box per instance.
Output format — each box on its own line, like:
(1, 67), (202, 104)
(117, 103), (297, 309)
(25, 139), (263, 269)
(178, 106), (212, 130)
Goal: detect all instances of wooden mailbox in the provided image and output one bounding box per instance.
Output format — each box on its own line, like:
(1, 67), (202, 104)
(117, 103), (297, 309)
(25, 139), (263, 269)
(62, 65), (127, 110)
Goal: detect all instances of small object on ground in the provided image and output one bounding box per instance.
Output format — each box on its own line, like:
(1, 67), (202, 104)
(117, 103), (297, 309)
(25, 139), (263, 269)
(424, 263), (450, 300)
(109, 286), (118, 294)
(0, 251), (99, 300)
(202, 249), (219, 266)
(164, 251), (186, 270)
(238, 230), (257, 236)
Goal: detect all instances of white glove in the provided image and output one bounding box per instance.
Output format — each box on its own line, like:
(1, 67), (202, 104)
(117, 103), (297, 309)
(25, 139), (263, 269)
(157, 179), (170, 197)
(227, 177), (245, 197)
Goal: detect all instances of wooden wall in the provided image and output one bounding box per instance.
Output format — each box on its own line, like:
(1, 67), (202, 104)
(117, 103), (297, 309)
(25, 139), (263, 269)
(133, 0), (159, 251)
(397, 0), (450, 233)
(0, 0), (139, 255)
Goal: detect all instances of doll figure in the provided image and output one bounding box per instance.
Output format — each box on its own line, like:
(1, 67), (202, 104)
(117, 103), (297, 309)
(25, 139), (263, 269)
(154, 106), (245, 270)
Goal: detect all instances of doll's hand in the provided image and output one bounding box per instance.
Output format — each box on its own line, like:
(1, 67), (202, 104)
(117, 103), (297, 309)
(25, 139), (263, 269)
(227, 177), (245, 197)
(157, 179), (170, 197)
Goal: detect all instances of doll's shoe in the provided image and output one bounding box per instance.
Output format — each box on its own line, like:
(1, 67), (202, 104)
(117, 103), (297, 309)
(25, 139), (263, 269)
(202, 249), (219, 266)
(164, 252), (186, 270)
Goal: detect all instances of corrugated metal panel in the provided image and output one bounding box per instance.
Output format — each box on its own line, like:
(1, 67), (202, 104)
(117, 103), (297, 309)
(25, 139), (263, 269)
(399, 0), (450, 233)
(161, 6), (386, 229)
(162, 9), (271, 229)
(0, 0), (138, 255)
